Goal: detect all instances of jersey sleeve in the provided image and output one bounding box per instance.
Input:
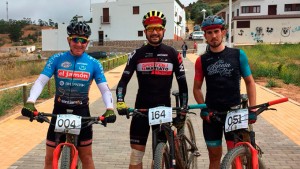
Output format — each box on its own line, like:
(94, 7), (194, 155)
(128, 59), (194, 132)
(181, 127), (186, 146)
(41, 53), (61, 78)
(116, 50), (137, 102)
(239, 49), (252, 78)
(194, 56), (204, 81)
(174, 51), (188, 107)
(93, 60), (107, 84)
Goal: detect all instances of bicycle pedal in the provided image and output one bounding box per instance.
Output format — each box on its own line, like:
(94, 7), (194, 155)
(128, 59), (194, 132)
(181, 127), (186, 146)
(193, 151), (201, 157)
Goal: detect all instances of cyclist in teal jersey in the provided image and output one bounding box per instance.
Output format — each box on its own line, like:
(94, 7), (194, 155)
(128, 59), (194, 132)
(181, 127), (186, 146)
(193, 15), (257, 169)
(22, 21), (116, 169)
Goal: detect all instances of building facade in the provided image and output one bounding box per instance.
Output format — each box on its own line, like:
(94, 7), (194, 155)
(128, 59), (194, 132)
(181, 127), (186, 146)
(42, 0), (186, 51)
(217, 0), (300, 45)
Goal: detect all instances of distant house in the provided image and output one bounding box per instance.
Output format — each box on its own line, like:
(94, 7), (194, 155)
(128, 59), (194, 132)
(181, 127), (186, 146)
(42, 0), (186, 51)
(217, 0), (300, 45)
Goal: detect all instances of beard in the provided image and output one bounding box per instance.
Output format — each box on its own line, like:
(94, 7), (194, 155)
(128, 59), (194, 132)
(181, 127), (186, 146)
(146, 33), (164, 45)
(208, 39), (222, 48)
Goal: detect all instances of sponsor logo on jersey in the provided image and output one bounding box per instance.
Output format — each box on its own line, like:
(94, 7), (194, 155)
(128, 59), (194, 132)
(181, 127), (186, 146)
(157, 53), (168, 57)
(79, 65), (87, 71)
(58, 70), (90, 81)
(59, 81), (64, 86)
(61, 61), (72, 68)
(145, 53), (153, 57)
(137, 62), (173, 75)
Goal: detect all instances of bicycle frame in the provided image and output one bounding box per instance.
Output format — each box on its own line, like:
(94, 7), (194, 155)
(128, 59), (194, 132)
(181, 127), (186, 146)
(219, 97), (288, 169)
(21, 108), (105, 169)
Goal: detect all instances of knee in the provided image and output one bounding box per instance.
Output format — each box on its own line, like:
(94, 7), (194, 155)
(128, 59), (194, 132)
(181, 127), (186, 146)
(130, 148), (145, 165)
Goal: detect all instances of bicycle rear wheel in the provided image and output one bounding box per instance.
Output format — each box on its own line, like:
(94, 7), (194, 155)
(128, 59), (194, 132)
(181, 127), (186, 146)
(220, 145), (266, 169)
(178, 117), (198, 169)
(154, 142), (170, 169)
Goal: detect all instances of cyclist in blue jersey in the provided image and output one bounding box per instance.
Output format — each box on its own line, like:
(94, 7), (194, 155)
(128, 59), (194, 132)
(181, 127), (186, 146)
(193, 15), (256, 169)
(22, 21), (116, 169)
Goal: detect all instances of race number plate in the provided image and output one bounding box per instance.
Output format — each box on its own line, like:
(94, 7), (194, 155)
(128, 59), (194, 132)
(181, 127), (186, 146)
(225, 109), (248, 132)
(54, 114), (82, 135)
(148, 106), (172, 126)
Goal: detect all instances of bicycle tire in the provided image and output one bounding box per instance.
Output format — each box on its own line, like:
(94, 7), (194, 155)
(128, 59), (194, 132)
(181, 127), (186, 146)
(220, 145), (266, 169)
(177, 117), (198, 169)
(183, 117), (198, 169)
(60, 146), (71, 169)
(154, 142), (170, 169)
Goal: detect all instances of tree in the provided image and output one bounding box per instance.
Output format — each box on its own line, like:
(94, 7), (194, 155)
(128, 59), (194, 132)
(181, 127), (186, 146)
(8, 22), (23, 42)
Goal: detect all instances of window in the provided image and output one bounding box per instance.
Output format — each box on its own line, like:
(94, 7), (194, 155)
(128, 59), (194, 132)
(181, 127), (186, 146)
(133, 6), (139, 14)
(138, 31), (143, 37)
(285, 4), (300, 11)
(236, 21), (250, 28)
(241, 6), (260, 13)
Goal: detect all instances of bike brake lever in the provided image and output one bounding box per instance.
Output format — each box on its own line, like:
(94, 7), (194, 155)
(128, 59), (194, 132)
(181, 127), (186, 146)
(189, 111), (196, 115)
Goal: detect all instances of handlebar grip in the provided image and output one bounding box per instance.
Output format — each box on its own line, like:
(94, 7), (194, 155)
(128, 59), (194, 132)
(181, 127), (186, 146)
(21, 108), (34, 117)
(99, 116), (105, 121)
(188, 104), (207, 109)
(268, 97), (288, 106)
(128, 108), (134, 112)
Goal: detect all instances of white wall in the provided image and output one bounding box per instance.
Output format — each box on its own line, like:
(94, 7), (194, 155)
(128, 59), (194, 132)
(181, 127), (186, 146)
(42, 23), (69, 51)
(233, 18), (300, 44)
(89, 0), (185, 41)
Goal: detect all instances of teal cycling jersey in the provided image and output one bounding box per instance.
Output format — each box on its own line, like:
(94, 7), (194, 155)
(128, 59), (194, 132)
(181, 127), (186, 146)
(42, 51), (106, 107)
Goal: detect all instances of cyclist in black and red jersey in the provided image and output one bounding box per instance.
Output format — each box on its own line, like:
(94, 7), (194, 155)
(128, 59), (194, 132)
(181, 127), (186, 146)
(21, 21), (116, 169)
(193, 15), (257, 169)
(116, 10), (188, 169)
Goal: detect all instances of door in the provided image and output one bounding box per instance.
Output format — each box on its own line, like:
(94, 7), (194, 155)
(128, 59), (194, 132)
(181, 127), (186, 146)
(103, 8), (109, 23)
(98, 31), (104, 46)
(268, 5), (277, 15)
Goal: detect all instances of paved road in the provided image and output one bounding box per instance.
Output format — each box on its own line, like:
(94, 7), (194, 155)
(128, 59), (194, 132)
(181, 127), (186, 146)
(3, 54), (300, 169)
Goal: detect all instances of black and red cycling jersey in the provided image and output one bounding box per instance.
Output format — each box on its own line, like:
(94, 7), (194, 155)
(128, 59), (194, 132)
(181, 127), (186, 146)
(116, 43), (188, 109)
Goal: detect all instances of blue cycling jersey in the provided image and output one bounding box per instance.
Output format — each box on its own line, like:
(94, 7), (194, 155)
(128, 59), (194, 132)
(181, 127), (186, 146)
(42, 51), (106, 107)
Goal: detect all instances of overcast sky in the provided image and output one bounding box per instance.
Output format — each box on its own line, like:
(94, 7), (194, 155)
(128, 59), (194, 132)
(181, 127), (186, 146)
(0, 0), (197, 23)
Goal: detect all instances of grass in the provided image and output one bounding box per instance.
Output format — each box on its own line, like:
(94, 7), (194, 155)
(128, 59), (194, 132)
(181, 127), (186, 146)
(238, 43), (300, 86)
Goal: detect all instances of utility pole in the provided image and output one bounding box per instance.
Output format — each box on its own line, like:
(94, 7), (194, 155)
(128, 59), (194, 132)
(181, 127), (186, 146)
(6, 1), (8, 21)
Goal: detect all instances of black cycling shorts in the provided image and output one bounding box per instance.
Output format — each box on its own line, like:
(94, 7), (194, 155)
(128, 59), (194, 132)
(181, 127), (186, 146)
(46, 105), (93, 148)
(203, 114), (234, 147)
(130, 115), (166, 146)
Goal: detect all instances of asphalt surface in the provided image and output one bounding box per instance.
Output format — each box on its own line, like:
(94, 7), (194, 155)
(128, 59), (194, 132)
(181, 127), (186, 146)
(2, 53), (300, 169)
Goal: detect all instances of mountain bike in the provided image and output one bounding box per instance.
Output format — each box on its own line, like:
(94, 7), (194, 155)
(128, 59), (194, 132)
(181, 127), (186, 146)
(216, 96), (289, 169)
(21, 108), (107, 169)
(126, 91), (207, 169)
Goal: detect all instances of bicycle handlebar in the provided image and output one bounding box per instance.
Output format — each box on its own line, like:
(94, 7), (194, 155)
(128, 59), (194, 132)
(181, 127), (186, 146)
(249, 97), (288, 110)
(128, 103), (207, 113)
(21, 108), (106, 126)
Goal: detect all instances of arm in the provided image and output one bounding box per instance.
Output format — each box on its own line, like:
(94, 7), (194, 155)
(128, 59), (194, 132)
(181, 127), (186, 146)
(240, 49), (256, 106)
(27, 74), (50, 103)
(116, 51), (136, 102)
(174, 52), (188, 107)
(244, 75), (256, 107)
(97, 82), (114, 109)
(193, 57), (205, 103)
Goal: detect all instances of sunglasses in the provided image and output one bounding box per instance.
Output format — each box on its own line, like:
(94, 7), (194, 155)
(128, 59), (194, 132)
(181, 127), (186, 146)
(146, 27), (164, 32)
(69, 37), (89, 44)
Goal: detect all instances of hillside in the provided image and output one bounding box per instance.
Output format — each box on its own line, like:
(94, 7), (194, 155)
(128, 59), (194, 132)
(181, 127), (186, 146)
(0, 25), (53, 48)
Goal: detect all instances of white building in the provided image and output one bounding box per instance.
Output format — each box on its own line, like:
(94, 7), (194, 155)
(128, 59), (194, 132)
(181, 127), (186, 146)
(217, 0), (300, 45)
(42, 0), (186, 51)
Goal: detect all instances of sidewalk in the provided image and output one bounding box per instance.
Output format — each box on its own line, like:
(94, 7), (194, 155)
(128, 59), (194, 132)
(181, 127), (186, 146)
(1, 53), (300, 169)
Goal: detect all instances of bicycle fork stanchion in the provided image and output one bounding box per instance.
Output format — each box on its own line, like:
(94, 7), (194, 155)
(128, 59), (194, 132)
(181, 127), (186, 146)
(234, 142), (259, 169)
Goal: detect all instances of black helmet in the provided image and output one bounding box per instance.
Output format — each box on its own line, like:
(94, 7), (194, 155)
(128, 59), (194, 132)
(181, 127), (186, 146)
(142, 10), (167, 29)
(67, 21), (91, 37)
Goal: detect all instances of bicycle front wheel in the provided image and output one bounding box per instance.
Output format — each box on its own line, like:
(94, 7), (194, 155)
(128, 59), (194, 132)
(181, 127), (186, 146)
(220, 145), (266, 169)
(178, 117), (198, 169)
(60, 146), (71, 169)
(154, 142), (170, 169)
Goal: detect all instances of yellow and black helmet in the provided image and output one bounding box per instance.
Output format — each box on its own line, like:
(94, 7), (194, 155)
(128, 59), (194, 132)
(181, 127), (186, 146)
(142, 10), (167, 29)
